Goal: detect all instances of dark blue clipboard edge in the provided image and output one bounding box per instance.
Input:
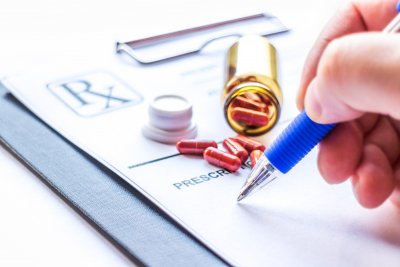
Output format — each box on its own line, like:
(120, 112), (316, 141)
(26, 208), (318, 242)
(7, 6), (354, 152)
(0, 83), (229, 267)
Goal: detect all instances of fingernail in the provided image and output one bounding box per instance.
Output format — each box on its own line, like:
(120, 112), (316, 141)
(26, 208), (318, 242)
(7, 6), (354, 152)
(304, 80), (322, 121)
(352, 184), (359, 202)
(351, 177), (360, 202)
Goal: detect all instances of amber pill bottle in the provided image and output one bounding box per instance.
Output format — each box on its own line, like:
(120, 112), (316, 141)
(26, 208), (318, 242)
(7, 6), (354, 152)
(222, 35), (283, 136)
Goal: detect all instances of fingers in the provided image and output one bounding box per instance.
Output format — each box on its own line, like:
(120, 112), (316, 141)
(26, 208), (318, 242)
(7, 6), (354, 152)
(317, 115), (400, 208)
(304, 33), (400, 124)
(389, 121), (400, 207)
(356, 113), (378, 133)
(365, 117), (400, 164)
(297, 1), (366, 109)
(297, 0), (400, 208)
(351, 0), (399, 30)
(352, 144), (395, 208)
(390, 161), (400, 207)
(317, 115), (397, 184)
(317, 122), (363, 184)
(297, 0), (398, 109)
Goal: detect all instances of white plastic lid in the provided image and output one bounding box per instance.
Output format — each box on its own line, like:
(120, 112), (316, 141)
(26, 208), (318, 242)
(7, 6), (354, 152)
(142, 94), (197, 143)
(142, 122), (197, 144)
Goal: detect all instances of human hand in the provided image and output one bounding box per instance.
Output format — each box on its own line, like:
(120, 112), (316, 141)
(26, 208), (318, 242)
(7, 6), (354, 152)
(297, 0), (400, 208)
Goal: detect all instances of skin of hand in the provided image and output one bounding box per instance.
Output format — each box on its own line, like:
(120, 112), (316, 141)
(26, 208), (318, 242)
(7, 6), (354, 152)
(297, 0), (400, 208)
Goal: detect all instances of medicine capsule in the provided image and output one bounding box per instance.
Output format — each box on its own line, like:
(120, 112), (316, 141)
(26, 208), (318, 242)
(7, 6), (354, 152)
(176, 140), (217, 155)
(223, 138), (248, 163)
(259, 94), (272, 106)
(232, 135), (266, 152)
(203, 147), (242, 172)
(244, 92), (262, 103)
(231, 107), (269, 127)
(231, 96), (267, 112)
(250, 150), (263, 168)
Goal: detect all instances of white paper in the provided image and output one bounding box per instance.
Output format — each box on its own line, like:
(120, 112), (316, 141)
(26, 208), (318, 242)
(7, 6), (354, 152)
(4, 23), (400, 267)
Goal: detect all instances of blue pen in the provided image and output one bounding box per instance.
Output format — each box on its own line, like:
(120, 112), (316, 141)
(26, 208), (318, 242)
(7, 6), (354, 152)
(237, 5), (400, 202)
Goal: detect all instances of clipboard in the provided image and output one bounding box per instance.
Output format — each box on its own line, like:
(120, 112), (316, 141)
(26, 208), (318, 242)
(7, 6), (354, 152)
(0, 83), (228, 266)
(0, 12), (290, 266)
(116, 13), (289, 64)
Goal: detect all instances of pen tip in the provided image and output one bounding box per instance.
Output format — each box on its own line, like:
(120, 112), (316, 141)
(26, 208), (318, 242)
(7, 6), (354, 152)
(237, 193), (246, 202)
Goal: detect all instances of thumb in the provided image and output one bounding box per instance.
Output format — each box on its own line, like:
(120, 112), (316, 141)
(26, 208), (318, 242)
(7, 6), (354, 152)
(304, 33), (400, 124)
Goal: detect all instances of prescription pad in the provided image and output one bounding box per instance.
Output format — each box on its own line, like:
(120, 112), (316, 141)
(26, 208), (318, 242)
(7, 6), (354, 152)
(4, 17), (400, 267)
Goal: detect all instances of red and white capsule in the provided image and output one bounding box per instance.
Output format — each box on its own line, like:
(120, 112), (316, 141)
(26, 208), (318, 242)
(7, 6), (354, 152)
(259, 94), (272, 106)
(232, 135), (266, 152)
(250, 149), (263, 168)
(203, 147), (242, 172)
(231, 96), (267, 112)
(231, 107), (269, 127)
(244, 92), (262, 103)
(223, 138), (248, 163)
(176, 140), (217, 155)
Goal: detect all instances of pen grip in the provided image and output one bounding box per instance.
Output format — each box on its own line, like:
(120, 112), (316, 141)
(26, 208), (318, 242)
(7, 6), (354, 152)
(265, 111), (335, 173)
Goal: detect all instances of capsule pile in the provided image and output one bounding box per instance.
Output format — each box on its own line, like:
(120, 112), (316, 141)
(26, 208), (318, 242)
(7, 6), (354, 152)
(176, 135), (266, 172)
(230, 92), (272, 128)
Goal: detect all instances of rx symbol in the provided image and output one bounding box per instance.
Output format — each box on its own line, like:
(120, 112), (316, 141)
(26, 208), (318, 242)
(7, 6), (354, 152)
(47, 72), (143, 117)
(60, 80), (131, 110)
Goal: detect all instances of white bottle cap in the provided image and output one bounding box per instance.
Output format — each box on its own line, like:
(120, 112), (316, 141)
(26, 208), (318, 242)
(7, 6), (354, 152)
(142, 95), (197, 144)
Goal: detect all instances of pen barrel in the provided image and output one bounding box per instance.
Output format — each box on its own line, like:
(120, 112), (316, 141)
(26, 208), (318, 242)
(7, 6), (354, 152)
(265, 111), (335, 173)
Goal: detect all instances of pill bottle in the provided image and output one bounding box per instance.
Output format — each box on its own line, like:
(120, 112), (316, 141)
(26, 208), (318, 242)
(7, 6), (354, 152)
(222, 35), (282, 136)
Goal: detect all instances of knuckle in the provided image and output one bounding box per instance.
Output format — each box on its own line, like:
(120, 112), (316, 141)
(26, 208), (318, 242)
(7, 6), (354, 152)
(317, 38), (346, 90)
(319, 39), (342, 77)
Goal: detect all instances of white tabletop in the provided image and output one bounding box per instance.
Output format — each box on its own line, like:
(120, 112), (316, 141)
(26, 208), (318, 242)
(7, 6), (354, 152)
(0, 0), (342, 266)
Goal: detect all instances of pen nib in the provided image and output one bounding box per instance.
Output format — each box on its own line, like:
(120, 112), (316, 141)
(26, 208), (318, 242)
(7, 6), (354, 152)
(237, 155), (277, 202)
(237, 193), (246, 202)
